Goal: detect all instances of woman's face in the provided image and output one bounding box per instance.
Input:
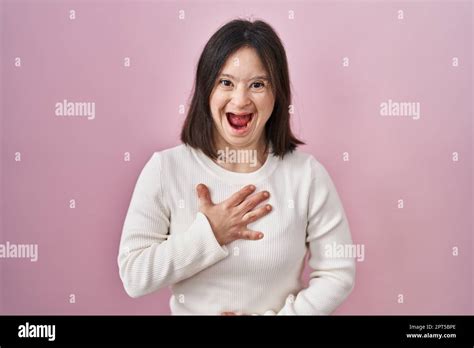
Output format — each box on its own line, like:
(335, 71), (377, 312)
(209, 46), (275, 149)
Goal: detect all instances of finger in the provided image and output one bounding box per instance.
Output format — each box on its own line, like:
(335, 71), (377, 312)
(237, 190), (270, 214)
(221, 311), (237, 315)
(196, 183), (213, 208)
(224, 184), (256, 207)
(242, 204), (272, 224)
(237, 229), (264, 241)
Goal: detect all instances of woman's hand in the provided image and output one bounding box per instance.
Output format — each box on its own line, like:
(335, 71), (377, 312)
(196, 183), (272, 246)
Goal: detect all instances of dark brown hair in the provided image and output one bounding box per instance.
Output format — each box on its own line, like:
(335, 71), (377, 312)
(181, 19), (304, 159)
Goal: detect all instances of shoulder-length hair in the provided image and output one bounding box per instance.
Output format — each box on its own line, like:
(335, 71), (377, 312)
(181, 19), (304, 159)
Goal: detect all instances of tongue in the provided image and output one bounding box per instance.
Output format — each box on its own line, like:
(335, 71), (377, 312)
(228, 113), (251, 127)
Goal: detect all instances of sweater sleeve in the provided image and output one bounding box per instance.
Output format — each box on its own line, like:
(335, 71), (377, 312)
(272, 158), (356, 315)
(117, 152), (229, 298)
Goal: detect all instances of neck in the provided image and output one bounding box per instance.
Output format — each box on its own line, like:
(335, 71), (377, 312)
(214, 138), (269, 173)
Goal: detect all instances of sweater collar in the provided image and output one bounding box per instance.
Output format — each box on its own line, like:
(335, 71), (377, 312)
(189, 143), (280, 185)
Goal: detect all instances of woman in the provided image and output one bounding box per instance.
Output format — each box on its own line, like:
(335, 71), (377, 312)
(117, 19), (355, 315)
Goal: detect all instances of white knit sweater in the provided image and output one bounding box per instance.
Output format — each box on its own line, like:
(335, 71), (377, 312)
(117, 144), (356, 315)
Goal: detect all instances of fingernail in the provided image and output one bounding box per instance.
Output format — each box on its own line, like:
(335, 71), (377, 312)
(266, 205), (272, 211)
(263, 191), (269, 197)
(258, 233), (263, 239)
(249, 185), (255, 190)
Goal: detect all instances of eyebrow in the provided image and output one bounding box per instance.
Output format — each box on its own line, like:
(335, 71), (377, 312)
(220, 73), (269, 81)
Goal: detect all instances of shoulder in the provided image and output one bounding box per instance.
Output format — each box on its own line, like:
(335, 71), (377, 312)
(280, 149), (328, 179)
(149, 144), (194, 167)
(145, 144), (194, 174)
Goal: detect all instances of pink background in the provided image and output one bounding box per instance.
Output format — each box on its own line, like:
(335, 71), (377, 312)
(1, 0), (472, 314)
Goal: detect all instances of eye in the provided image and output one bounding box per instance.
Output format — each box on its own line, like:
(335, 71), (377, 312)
(219, 79), (233, 87)
(251, 81), (265, 89)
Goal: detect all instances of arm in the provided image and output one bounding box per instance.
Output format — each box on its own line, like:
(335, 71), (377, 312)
(271, 159), (356, 315)
(117, 153), (229, 298)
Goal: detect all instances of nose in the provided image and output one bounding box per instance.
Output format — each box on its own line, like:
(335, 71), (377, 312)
(230, 85), (251, 108)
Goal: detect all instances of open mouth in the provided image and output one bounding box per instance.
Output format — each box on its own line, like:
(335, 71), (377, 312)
(226, 112), (254, 131)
